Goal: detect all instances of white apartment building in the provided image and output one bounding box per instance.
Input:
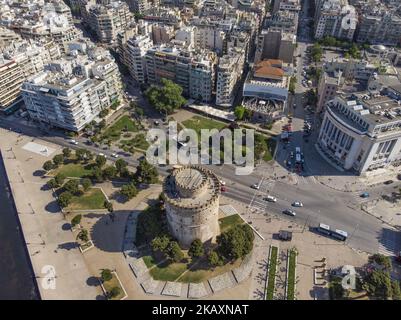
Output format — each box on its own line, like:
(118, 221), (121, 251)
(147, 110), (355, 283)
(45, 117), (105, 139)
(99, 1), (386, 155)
(126, 35), (153, 84)
(22, 71), (103, 132)
(314, 0), (357, 41)
(216, 47), (246, 107)
(317, 94), (401, 173)
(127, 0), (150, 14)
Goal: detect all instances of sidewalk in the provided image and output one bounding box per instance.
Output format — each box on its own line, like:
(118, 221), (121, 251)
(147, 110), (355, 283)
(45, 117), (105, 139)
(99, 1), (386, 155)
(0, 128), (101, 299)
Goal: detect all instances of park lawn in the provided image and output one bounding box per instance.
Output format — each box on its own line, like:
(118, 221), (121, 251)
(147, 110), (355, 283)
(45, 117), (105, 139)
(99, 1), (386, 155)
(149, 261), (188, 282)
(182, 115), (226, 138)
(103, 274), (125, 300)
(142, 255), (156, 268)
(66, 188), (106, 211)
(102, 115), (140, 141)
(266, 246), (278, 300)
(120, 133), (149, 151)
(286, 249), (297, 300)
(218, 214), (244, 233)
(263, 137), (276, 162)
(178, 257), (243, 283)
(51, 163), (92, 178)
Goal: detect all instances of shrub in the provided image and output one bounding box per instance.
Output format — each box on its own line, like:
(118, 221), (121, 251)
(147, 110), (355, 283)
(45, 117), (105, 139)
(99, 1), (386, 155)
(81, 178), (92, 191)
(71, 214), (82, 227)
(188, 239), (204, 259)
(43, 160), (54, 171)
(108, 286), (121, 298)
(101, 269), (112, 282)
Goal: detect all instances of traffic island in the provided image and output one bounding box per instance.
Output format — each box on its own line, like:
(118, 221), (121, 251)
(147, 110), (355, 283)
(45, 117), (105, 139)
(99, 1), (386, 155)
(265, 245), (278, 300)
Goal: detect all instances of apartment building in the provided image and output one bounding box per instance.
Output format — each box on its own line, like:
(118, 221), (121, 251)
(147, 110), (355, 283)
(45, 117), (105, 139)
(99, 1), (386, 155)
(314, 0), (357, 41)
(87, 2), (133, 43)
(317, 71), (342, 112)
(127, 0), (150, 13)
(216, 47), (246, 107)
(145, 45), (216, 102)
(0, 27), (21, 48)
(317, 93), (401, 173)
(356, 12), (401, 46)
(0, 57), (24, 113)
(126, 35), (153, 83)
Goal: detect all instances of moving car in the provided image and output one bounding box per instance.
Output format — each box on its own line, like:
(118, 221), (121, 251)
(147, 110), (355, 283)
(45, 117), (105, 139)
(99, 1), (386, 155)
(220, 186), (227, 192)
(111, 153), (118, 158)
(292, 201), (303, 207)
(283, 209), (296, 216)
(264, 195), (277, 202)
(251, 183), (260, 190)
(69, 139), (78, 145)
(383, 180), (393, 185)
(360, 192), (370, 198)
(99, 153), (107, 158)
(220, 180), (226, 186)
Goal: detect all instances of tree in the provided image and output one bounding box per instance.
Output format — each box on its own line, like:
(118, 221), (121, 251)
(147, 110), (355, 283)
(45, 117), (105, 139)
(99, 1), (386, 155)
(43, 160), (54, 171)
(115, 158), (128, 174)
(102, 165), (117, 180)
(77, 229), (89, 242)
(52, 154), (64, 167)
(82, 178), (92, 192)
(71, 214), (82, 227)
(244, 108), (253, 120)
(234, 105), (245, 121)
(120, 183), (138, 201)
(208, 250), (224, 267)
(62, 147), (71, 158)
(63, 179), (80, 195)
(47, 178), (59, 189)
(108, 287), (121, 299)
(145, 78), (186, 115)
(101, 269), (112, 282)
(289, 76), (296, 94)
(75, 148), (87, 162)
(217, 224), (254, 260)
(363, 270), (393, 299)
(92, 166), (104, 183)
(392, 281), (401, 300)
(311, 43), (323, 62)
(99, 109), (109, 118)
(104, 200), (113, 213)
(151, 235), (171, 254)
(95, 155), (107, 168)
(136, 159), (158, 184)
(188, 239), (204, 259)
(167, 241), (184, 262)
(55, 173), (66, 186)
(58, 191), (73, 208)
(369, 254), (392, 271)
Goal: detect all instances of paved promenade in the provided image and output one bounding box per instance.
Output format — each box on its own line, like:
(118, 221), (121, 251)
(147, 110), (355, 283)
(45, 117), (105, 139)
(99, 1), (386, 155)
(0, 128), (100, 300)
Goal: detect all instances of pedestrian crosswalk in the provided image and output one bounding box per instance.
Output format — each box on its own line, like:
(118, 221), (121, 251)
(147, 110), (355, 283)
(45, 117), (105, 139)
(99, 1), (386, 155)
(378, 228), (401, 257)
(289, 174), (319, 185)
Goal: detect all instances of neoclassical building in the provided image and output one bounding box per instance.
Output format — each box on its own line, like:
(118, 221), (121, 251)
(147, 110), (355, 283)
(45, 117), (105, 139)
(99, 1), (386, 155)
(317, 93), (401, 174)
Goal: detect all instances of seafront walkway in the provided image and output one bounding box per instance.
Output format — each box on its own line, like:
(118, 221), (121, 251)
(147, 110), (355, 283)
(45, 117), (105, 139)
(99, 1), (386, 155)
(0, 128), (100, 300)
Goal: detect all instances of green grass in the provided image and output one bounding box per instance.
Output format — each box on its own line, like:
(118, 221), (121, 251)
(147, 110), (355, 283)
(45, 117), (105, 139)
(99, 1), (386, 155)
(51, 163), (92, 178)
(266, 246), (278, 300)
(218, 214), (244, 233)
(66, 188), (107, 211)
(149, 262), (188, 281)
(103, 274), (125, 300)
(263, 137), (276, 162)
(182, 115), (226, 138)
(102, 115), (140, 141)
(142, 255), (156, 268)
(287, 249), (297, 300)
(120, 133), (149, 151)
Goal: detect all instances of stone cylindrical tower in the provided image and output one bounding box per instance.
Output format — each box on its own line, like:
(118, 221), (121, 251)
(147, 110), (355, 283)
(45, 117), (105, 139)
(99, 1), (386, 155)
(163, 165), (220, 248)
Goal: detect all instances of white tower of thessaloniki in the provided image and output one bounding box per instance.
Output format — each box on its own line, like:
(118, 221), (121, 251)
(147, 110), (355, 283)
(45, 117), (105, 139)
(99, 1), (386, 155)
(163, 165), (221, 248)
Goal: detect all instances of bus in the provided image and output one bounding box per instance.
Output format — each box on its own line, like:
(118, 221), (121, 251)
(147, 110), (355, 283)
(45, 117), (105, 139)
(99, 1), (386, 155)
(331, 229), (348, 241)
(317, 223), (348, 241)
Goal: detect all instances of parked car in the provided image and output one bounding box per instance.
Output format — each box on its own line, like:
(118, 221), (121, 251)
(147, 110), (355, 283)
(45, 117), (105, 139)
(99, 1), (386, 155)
(283, 209), (296, 216)
(220, 186), (227, 192)
(383, 180), (393, 185)
(99, 153), (107, 158)
(220, 180), (226, 186)
(360, 192), (370, 198)
(69, 139), (78, 145)
(111, 153), (118, 158)
(278, 230), (293, 241)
